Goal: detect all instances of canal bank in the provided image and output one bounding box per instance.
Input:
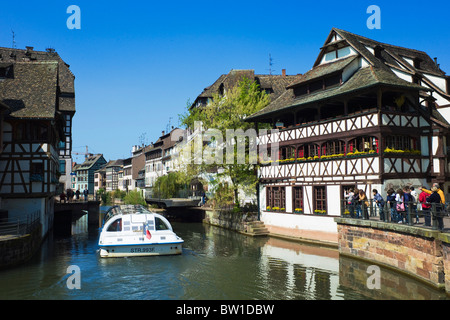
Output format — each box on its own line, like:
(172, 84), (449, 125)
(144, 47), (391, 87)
(201, 208), (450, 295)
(335, 217), (450, 295)
(0, 221), (447, 300)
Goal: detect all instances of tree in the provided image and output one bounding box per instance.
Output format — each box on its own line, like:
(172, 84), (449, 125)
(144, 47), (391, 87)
(180, 78), (270, 207)
(124, 190), (146, 205)
(153, 171), (188, 199)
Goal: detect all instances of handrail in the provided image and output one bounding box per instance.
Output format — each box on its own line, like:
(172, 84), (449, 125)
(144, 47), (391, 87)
(340, 198), (448, 232)
(0, 210), (40, 238)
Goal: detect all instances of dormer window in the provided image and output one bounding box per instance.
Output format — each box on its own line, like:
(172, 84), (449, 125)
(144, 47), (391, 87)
(0, 64), (13, 79)
(413, 58), (422, 69)
(293, 72), (342, 98)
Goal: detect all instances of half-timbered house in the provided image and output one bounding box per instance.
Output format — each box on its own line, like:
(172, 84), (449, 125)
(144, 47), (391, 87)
(246, 28), (450, 243)
(0, 46), (76, 192)
(0, 58), (69, 237)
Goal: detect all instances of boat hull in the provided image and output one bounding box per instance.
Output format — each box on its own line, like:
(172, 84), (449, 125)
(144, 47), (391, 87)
(99, 242), (183, 258)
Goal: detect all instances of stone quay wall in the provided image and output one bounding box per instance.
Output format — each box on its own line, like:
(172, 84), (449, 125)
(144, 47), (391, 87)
(0, 224), (42, 269)
(203, 209), (258, 233)
(335, 217), (450, 294)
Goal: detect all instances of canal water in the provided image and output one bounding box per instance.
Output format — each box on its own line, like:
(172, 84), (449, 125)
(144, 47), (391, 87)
(0, 220), (447, 300)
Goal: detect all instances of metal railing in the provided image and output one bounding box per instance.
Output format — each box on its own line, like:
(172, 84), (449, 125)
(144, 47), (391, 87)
(0, 211), (41, 239)
(340, 199), (448, 232)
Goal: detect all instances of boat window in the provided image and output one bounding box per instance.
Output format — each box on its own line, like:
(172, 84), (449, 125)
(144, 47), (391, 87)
(107, 218), (122, 232)
(155, 217), (169, 231)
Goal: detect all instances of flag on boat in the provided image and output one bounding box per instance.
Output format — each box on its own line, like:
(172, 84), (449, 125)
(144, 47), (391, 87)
(144, 223), (152, 240)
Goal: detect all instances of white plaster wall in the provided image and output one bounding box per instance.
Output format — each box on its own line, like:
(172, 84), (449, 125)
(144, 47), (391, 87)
(261, 211), (338, 234)
(285, 186), (292, 213)
(327, 185), (340, 215)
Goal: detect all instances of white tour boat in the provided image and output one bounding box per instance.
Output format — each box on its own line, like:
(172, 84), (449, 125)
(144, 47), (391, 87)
(98, 205), (184, 258)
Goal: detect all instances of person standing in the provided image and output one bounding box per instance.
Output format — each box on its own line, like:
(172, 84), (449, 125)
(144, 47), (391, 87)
(395, 188), (405, 223)
(418, 186), (431, 227)
(402, 186), (412, 224)
(359, 190), (369, 219)
(427, 186), (444, 231)
(419, 183), (445, 204)
(345, 188), (355, 218)
(372, 189), (385, 221)
(83, 188), (89, 201)
(386, 188), (397, 223)
(410, 186), (419, 224)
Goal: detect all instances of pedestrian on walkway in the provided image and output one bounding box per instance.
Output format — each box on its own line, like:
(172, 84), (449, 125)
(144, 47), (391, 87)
(418, 186), (431, 227)
(410, 186), (419, 223)
(427, 186), (445, 231)
(345, 188), (355, 218)
(402, 186), (413, 224)
(359, 190), (369, 219)
(372, 189), (385, 221)
(60, 191), (66, 203)
(386, 188), (396, 222)
(395, 188), (405, 223)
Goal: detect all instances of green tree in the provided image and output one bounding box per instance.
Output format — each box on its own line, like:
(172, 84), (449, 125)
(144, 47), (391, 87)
(153, 171), (188, 199)
(180, 78), (270, 207)
(124, 189), (146, 205)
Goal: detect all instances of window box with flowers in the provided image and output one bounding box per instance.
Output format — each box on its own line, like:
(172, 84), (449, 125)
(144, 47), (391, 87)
(294, 208), (303, 214)
(383, 148), (421, 156)
(314, 209), (327, 215)
(346, 149), (378, 158)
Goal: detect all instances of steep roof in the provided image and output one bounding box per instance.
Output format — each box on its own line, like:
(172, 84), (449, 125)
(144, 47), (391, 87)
(192, 69), (300, 107)
(247, 29), (433, 122)
(0, 61), (58, 119)
(76, 154), (106, 171)
(0, 46), (75, 114)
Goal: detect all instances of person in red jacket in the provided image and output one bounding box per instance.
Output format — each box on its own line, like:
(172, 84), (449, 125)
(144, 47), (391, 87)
(418, 186), (431, 226)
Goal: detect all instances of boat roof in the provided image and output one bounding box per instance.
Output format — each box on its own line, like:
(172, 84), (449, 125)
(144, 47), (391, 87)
(103, 204), (154, 224)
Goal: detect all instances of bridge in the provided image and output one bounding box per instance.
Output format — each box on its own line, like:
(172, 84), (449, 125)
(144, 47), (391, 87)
(54, 201), (101, 235)
(145, 197), (202, 209)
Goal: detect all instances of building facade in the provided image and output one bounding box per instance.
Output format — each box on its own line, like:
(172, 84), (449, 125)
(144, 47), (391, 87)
(0, 46), (75, 237)
(247, 28), (450, 243)
(73, 154), (107, 195)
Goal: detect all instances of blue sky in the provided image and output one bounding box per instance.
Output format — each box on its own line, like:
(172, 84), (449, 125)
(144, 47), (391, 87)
(1, 0), (450, 162)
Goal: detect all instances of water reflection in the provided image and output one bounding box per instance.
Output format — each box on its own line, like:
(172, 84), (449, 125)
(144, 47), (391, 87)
(0, 222), (447, 300)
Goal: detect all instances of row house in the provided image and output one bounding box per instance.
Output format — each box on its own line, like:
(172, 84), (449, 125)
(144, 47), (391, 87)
(246, 28), (450, 242)
(187, 69), (300, 201)
(105, 159), (123, 192)
(0, 46), (75, 237)
(73, 154), (107, 195)
(94, 166), (106, 195)
(144, 127), (185, 198)
(121, 157), (132, 191)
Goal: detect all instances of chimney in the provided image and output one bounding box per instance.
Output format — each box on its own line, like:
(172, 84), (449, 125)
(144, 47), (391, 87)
(282, 69), (286, 77)
(162, 130), (165, 136)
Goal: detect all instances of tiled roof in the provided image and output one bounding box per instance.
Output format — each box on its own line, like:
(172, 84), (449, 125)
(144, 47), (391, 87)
(246, 29), (433, 121)
(0, 46), (75, 114)
(193, 69), (301, 106)
(0, 61), (58, 119)
(76, 154), (105, 170)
